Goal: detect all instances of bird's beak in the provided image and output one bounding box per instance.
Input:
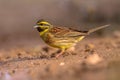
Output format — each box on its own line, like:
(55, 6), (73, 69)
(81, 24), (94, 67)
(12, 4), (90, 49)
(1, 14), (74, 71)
(33, 25), (39, 28)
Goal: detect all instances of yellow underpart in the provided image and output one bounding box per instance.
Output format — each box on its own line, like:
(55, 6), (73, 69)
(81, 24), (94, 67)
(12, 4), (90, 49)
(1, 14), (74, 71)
(47, 41), (72, 49)
(59, 36), (85, 49)
(39, 29), (49, 36)
(46, 36), (85, 50)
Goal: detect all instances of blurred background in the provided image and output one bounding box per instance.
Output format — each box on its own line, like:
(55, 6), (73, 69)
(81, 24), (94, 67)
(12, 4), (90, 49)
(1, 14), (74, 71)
(0, 0), (120, 49)
(0, 1), (120, 80)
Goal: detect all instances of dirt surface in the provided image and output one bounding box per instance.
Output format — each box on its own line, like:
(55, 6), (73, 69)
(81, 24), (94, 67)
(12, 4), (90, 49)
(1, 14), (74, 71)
(0, 35), (120, 80)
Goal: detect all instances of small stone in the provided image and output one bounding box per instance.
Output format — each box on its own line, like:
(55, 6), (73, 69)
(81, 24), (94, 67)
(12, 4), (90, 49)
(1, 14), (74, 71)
(85, 53), (103, 65)
(42, 47), (50, 53)
(59, 62), (65, 66)
(85, 44), (95, 52)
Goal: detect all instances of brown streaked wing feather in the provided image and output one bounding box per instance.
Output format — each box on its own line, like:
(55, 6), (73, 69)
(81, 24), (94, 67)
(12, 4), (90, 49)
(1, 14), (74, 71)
(49, 27), (88, 38)
(49, 27), (70, 37)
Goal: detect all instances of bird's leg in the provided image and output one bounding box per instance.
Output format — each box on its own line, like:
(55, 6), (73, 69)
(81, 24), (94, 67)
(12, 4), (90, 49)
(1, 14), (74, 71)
(55, 49), (65, 58)
(56, 46), (76, 58)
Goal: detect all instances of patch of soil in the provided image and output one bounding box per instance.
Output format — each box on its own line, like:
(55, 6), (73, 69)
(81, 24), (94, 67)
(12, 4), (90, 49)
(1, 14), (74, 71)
(0, 36), (120, 80)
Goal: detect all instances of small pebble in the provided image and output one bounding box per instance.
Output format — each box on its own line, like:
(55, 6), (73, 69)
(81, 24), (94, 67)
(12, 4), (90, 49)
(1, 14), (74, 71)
(85, 44), (95, 52)
(59, 62), (65, 66)
(42, 47), (50, 53)
(85, 53), (103, 65)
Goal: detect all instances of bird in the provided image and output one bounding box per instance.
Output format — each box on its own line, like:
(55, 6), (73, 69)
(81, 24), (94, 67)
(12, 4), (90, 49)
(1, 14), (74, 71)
(34, 19), (110, 57)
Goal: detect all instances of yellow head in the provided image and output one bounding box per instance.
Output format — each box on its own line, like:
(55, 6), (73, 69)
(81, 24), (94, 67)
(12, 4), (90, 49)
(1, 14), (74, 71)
(34, 19), (53, 36)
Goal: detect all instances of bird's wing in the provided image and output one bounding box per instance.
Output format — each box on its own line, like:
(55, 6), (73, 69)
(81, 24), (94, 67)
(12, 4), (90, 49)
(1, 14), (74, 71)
(49, 27), (88, 38)
(49, 24), (110, 38)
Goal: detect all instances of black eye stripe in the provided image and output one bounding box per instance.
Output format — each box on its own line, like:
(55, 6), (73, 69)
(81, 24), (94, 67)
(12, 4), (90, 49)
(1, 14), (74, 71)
(40, 23), (44, 25)
(39, 23), (50, 26)
(37, 27), (43, 32)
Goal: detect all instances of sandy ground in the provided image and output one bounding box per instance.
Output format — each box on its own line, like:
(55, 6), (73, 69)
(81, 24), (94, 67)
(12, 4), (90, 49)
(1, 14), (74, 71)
(0, 35), (120, 80)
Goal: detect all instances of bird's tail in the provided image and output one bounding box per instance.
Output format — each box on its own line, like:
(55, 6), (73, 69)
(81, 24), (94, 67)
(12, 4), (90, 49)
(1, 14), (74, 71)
(87, 24), (110, 35)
